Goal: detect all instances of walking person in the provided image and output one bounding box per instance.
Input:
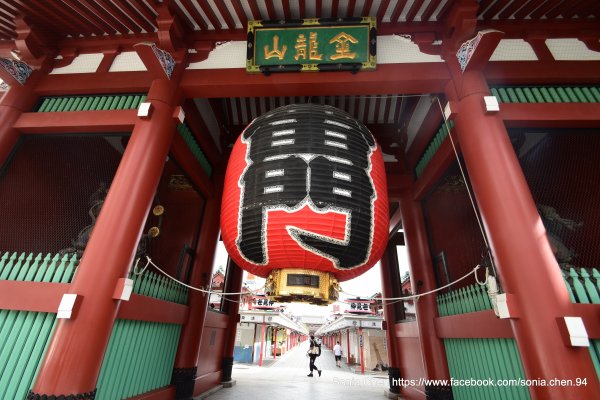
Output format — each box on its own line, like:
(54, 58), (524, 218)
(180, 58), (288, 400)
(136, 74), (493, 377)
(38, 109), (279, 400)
(333, 341), (343, 368)
(306, 335), (322, 377)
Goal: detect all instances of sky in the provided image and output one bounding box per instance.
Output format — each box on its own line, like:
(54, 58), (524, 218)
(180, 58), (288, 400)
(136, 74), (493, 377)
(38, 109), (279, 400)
(212, 239), (410, 318)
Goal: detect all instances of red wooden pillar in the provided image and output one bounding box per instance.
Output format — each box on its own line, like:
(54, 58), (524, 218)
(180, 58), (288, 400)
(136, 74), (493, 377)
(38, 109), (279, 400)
(346, 328), (351, 364)
(221, 260), (244, 384)
(380, 242), (404, 395)
(358, 327), (365, 374)
(31, 77), (182, 398)
(399, 188), (451, 394)
(172, 180), (222, 399)
(273, 328), (278, 360)
(451, 69), (600, 400)
(0, 62), (50, 165)
(258, 321), (266, 367)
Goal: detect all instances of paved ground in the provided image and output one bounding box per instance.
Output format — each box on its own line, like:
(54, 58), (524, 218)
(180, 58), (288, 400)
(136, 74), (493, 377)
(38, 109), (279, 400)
(201, 341), (390, 400)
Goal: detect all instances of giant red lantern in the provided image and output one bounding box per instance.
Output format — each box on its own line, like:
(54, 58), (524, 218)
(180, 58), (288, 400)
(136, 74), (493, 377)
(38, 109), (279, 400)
(221, 104), (388, 304)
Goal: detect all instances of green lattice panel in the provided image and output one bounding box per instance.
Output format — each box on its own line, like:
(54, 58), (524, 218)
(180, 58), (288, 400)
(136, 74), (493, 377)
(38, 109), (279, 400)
(36, 94), (147, 112)
(0, 252), (78, 399)
(491, 86), (600, 103)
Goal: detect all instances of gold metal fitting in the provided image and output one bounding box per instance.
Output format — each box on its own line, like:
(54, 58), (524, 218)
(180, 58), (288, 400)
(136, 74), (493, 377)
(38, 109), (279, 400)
(148, 226), (160, 237)
(265, 268), (339, 305)
(152, 205), (165, 216)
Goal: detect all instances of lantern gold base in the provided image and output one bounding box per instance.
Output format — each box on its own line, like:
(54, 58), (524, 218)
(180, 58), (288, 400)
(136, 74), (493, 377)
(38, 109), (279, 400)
(265, 268), (340, 305)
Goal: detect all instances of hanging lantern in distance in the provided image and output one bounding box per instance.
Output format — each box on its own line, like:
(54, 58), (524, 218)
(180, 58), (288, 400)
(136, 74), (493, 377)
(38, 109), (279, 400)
(221, 104), (388, 304)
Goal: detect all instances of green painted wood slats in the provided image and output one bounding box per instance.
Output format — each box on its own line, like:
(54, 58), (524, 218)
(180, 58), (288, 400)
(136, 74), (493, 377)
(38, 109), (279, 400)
(0, 253), (78, 400)
(562, 267), (600, 380)
(444, 338), (530, 400)
(415, 121), (453, 178)
(177, 123), (213, 177)
(0, 252), (189, 399)
(437, 282), (492, 317)
(437, 282), (530, 399)
(437, 268), (600, 399)
(96, 270), (186, 400)
(491, 86), (600, 103)
(36, 94), (147, 112)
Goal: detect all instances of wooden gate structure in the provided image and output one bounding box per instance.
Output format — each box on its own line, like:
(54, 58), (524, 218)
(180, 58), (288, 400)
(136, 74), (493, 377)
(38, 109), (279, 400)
(0, 1), (599, 399)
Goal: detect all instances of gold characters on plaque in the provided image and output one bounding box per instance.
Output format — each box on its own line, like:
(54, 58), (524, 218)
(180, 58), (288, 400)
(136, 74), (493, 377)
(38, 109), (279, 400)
(294, 32), (323, 60)
(264, 31), (360, 62)
(329, 32), (359, 60)
(264, 35), (287, 60)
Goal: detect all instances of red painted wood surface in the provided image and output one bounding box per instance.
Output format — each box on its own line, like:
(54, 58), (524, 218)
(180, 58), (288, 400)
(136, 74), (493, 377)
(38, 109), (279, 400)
(117, 294), (189, 324)
(452, 69), (600, 399)
(380, 244), (402, 369)
(394, 321), (419, 338)
(180, 64), (450, 98)
(14, 110), (137, 133)
(32, 77), (182, 396)
(0, 281), (68, 312)
(500, 103), (600, 129)
(127, 386), (176, 400)
(193, 371), (222, 397)
(222, 262), (244, 360)
(400, 187), (451, 381)
(571, 304), (600, 339)
(434, 311), (513, 339)
(196, 314), (227, 379)
(485, 61), (600, 86)
(174, 190), (222, 369)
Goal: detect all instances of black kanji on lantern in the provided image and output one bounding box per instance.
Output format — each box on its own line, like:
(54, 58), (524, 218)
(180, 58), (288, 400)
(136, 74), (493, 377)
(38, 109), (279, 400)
(236, 104), (377, 269)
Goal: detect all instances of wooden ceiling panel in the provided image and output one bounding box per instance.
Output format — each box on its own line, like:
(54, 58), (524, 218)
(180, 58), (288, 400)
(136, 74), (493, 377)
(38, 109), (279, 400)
(171, 2), (198, 31)
(130, 0), (158, 24)
(405, 0), (425, 22)
(282, 0), (292, 19)
(247, 0), (262, 21)
(377, 0), (391, 21)
(481, 0), (512, 19)
(213, 0), (237, 30)
(265, 0), (277, 20)
(2, 0), (85, 38)
(498, 0), (531, 19)
(212, 94), (425, 156)
(86, 1), (133, 34)
(530, 0), (568, 19)
(97, 0), (143, 33)
(118, 0), (155, 32)
(197, 0), (222, 30)
(229, 0), (248, 27)
(362, 0), (374, 17)
(61, 0), (117, 35)
(179, 1), (207, 30)
(420, 0), (441, 21)
(514, 0), (546, 19)
(298, 0), (306, 19)
(0, 1), (596, 45)
(389, 0), (407, 23)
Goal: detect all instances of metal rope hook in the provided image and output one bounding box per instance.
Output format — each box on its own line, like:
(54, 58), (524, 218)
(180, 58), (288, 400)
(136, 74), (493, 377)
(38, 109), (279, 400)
(133, 256), (151, 275)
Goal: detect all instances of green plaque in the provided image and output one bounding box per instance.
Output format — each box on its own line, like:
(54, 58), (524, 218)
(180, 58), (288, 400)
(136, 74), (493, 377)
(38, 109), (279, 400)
(247, 18), (376, 73)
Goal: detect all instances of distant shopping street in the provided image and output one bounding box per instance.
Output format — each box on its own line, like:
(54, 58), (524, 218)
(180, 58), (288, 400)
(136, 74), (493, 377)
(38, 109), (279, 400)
(203, 340), (391, 400)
